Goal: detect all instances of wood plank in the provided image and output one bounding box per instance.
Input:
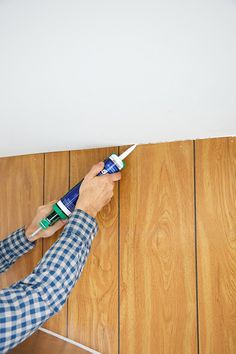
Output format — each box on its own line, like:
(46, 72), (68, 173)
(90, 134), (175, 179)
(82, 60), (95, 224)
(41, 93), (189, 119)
(196, 137), (236, 354)
(120, 142), (197, 354)
(68, 147), (118, 354)
(42, 151), (70, 336)
(0, 154), (43, 289)
(10, 329), (100, 354)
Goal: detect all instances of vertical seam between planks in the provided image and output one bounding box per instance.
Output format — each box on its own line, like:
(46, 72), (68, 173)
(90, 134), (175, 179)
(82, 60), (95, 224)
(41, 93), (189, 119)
(118, 146), (120, 354)
(193, 141), (200, 354)
(42, 153), (46, 257)
(67, 151), (71, 338)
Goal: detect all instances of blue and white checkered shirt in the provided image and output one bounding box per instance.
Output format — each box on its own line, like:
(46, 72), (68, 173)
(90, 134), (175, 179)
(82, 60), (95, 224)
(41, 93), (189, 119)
(0, 209), (98, 354)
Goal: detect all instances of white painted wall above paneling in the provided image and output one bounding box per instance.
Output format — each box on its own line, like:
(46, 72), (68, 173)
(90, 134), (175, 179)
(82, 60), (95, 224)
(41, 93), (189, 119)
(0, 0), (235, 157)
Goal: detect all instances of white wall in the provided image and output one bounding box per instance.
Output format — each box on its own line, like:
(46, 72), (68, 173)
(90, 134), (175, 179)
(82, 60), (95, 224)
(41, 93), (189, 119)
(0, 0), (235, 157)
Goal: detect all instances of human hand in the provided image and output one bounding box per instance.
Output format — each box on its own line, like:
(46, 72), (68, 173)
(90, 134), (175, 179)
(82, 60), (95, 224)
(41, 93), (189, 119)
(76, 162), (121, 218)
(25, 200), (68, 242)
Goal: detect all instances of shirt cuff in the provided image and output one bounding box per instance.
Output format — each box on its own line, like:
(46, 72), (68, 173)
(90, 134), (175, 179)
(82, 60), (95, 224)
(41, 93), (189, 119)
(1, 227), (35, 266)
(63, 208), (99, 242)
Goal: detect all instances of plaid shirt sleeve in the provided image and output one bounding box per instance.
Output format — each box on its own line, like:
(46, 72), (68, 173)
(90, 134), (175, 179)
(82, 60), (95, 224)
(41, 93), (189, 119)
(0, 209), (98, 354)
(0, 227), (35, 273)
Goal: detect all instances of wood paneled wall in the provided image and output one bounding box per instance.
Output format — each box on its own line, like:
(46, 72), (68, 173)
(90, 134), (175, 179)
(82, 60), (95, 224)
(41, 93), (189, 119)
(68, 147), (118, 354)
(120, 142), (197, 354)
(0, 137), (235, 354)
(0, 154), (44, 288)
(196, 138), (236, 354)
(43, 152), (70, 336)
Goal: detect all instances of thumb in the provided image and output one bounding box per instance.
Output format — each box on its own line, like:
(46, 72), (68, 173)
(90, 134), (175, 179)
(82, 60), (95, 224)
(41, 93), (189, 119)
(86, 161), (105, 179)
(37, 200), (57, 216)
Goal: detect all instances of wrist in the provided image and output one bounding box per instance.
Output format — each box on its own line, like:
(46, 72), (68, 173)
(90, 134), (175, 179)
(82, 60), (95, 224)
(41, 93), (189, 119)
(75, 202), (97, 219)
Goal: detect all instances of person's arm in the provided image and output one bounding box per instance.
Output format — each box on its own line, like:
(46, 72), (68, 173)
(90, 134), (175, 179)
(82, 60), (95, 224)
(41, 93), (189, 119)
(0, 162), (121, 354)
(0, 209), (98, 353)
(0, 227), (35, 273)
(0, 202), (67, 274)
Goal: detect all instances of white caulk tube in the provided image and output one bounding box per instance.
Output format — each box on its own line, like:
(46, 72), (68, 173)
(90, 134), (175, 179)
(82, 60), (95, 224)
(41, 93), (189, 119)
(29, 145), (137, 240)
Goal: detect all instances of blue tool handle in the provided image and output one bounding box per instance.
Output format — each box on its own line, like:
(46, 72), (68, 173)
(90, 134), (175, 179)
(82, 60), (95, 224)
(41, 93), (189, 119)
(60, 157), (120, 214)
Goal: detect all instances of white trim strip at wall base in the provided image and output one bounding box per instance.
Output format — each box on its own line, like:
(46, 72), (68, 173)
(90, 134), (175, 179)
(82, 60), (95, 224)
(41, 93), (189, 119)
(39, 327), (102, 354)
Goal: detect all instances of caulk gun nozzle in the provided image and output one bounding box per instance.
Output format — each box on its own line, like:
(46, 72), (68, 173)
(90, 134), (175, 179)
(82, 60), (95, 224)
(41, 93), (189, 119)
(119, 144), (137, 160)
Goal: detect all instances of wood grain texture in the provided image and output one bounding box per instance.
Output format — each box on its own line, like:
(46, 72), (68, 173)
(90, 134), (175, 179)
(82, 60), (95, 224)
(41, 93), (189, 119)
(0, 154), (43, 289)
(43, 151), (70, 336)
(10, 330), (97, 354)
(120, 142), (197, 354)
(68, 147), (118, 354)
(196, 137), (236, 354)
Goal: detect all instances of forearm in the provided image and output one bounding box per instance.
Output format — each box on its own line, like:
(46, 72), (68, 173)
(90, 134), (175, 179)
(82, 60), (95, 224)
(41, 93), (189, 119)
(18, 208), (98, 313)
(0, 227), (35, 273)
(0, 209), (98, 353)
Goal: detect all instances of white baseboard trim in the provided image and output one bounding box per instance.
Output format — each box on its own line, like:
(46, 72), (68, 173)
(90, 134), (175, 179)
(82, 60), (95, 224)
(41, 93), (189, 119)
(39, 327), (102, 354)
